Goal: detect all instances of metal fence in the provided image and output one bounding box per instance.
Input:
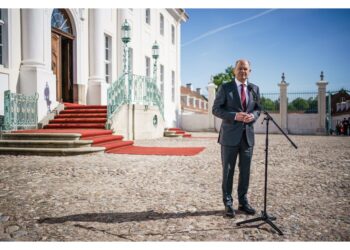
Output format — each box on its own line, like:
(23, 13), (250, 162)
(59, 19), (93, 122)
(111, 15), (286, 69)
(287, 92), (318, 113)
(107, 74), (128, 120)
(129, 74), (164, 117)
(260, 92), (319, 113)
(260, 93), (280, 112)
(107, 73), (164, 126)
(3, 90), (39, 130)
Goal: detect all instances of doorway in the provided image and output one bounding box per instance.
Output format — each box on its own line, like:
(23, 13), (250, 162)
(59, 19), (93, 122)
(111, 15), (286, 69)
(51, 9), (75, 103)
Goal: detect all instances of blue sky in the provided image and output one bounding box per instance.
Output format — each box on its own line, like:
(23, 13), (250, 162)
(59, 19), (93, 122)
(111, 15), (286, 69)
(181, 9), (350, 95)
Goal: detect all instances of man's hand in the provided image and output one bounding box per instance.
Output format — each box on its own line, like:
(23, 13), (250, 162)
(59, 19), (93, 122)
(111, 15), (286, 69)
(243, 113), (255, 123)
(235, 112), (247, 122)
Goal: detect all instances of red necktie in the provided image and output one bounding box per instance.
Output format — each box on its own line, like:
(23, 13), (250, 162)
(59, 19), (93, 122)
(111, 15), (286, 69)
(241, 84), (247, 111)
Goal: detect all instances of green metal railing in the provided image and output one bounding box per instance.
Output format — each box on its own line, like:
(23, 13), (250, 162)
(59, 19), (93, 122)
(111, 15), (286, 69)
(130, 74), (164, 116)
(3, 90), (39, 131)
(107, 73), (164, 126)
(107, 74), (128, 120)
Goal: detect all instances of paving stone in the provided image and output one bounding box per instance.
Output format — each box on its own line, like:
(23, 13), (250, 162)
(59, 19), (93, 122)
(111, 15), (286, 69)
(0, 133), (349, 241)
(11, 230), (28, 238)
(0, 215), (10, 222)
(6, 225), (20, 234)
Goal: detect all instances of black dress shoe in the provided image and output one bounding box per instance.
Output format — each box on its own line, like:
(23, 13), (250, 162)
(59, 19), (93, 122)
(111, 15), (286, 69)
(238, 203), (256, 215)
(225, 205), (235, 218)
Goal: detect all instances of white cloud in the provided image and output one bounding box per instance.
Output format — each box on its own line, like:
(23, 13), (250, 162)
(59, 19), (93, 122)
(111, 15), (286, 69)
(182, 9), (276, 47)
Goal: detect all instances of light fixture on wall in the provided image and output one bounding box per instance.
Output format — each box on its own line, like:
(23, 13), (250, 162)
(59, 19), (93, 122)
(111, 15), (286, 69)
(121, 19), (131, 100)
(121, 19), (131, 44)
(152, 41), (159, 83)
(152, 41), (159, 60)
(121, 19), (131, 75)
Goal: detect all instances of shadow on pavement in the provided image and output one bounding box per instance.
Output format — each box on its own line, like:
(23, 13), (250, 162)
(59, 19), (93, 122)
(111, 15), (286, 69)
(38, 210), (224, 224)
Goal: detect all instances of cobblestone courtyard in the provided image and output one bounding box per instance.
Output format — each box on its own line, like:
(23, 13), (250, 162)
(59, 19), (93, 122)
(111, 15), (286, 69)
(0, 133), (349, 241)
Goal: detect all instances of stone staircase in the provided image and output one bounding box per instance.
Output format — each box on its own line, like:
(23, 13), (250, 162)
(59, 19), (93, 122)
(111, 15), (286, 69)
(163, 128), (192, 138)
(0, 132), (105, 156)
(0, 103), (133, 156)
(44, 103), (107, 129)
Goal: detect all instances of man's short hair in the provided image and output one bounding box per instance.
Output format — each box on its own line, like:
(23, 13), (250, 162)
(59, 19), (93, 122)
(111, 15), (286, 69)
(235, 59), (251, 68)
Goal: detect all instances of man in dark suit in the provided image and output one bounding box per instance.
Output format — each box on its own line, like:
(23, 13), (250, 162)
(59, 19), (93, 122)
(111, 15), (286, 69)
(212, 59), (261, 218)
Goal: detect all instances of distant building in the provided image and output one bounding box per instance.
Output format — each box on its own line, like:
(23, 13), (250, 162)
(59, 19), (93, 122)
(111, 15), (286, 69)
(180, 83), (208, 114)
(331, 89), (350, 115)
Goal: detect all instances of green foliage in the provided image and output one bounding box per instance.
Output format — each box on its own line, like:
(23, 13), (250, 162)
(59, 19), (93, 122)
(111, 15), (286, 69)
(287, 96), (318, 112)
(213, 66), (235, 87)
(261, 97), (279, 112)
(261, 96), (318, 113)
(338, 88), (348, 94)
(307, 97), (318, 111)
(288, 97), (309, 111)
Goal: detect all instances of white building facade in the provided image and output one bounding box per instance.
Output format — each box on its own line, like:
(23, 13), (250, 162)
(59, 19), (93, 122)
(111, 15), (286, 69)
(0, 8), (188, 137)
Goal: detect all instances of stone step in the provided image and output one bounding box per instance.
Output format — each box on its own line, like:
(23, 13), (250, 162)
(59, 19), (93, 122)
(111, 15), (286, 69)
(50, 118), (107, 124)
(55, 113), (107, 118)
(44, 123), (106, 129)
(163, 131), (176, 135)
(0, 140), (93, 148)
(164, 128), (192, 138)
(163, 131), (181, 137)
(0, 146), (105, 156)
(1, 133), (81, 141)
(65, 105), (107, 110)
(60, 109), (107, 114)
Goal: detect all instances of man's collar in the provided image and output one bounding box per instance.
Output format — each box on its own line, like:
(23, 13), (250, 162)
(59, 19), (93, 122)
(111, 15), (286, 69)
(234, 78), (248, 86)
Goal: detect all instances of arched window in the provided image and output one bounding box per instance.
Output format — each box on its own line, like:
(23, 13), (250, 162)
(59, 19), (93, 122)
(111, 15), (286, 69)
(51, 9), (73, 35)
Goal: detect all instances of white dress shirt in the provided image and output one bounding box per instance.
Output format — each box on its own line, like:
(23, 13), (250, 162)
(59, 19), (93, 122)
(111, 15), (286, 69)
(235, 78), (249, 105)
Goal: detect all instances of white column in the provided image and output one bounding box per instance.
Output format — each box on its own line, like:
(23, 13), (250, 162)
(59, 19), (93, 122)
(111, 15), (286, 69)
(207, 80), (217, 131)
(19, 9), (56, 122)
(21, 10), (45, 67)
(87, 9), (107, 105)
(278, 73), (289, 133)
(316, 72), (328, 134)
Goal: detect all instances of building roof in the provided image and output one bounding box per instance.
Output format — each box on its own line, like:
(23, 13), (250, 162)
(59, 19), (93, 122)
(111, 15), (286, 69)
(180, 86), (207, 101)
(167, 9), (189, 22)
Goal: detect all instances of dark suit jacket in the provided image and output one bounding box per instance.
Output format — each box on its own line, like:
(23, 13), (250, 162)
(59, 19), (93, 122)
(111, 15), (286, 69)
(212, 79), (261, 147)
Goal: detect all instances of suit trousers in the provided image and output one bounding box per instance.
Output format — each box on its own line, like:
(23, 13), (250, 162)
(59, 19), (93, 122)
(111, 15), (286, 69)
(221, 131), (253, 206)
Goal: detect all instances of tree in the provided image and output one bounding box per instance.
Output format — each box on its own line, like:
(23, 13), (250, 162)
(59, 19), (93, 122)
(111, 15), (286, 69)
(288, 97), (309, 111)
(260, 97), (278, 111)
(212, 66), (235, 87)
(306, 97), (318, 112)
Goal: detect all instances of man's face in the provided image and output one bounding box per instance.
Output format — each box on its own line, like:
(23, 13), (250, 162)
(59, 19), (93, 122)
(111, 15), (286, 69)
(234, 61), (251, 82)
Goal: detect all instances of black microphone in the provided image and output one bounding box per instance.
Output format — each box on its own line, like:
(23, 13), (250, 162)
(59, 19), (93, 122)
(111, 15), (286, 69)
(247, 84), (258, 102)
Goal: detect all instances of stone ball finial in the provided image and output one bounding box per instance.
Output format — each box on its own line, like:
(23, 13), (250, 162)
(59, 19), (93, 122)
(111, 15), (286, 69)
(320, 71), (324, 81)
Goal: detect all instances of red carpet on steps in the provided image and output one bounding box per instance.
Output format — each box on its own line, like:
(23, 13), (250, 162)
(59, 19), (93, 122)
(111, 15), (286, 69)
(14, 129), (112, 137)
(16, 102), (134, 153)
(107, 146), (205, 156)
(14, 104), (207, 155)
(44, 103), (107, 129)
(168, 127), (192, 137)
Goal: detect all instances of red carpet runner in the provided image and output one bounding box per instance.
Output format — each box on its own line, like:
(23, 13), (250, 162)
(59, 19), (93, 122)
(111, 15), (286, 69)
(43, 103), (134, 151)
(168, 128), (192, 137)
(107, 146), (205, 156)
(15, 103), (205, 156)
(17, 103), (134, 152)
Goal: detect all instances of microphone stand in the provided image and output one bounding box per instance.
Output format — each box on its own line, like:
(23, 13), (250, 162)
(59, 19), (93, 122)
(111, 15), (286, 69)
(236, 86), (298, 235)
